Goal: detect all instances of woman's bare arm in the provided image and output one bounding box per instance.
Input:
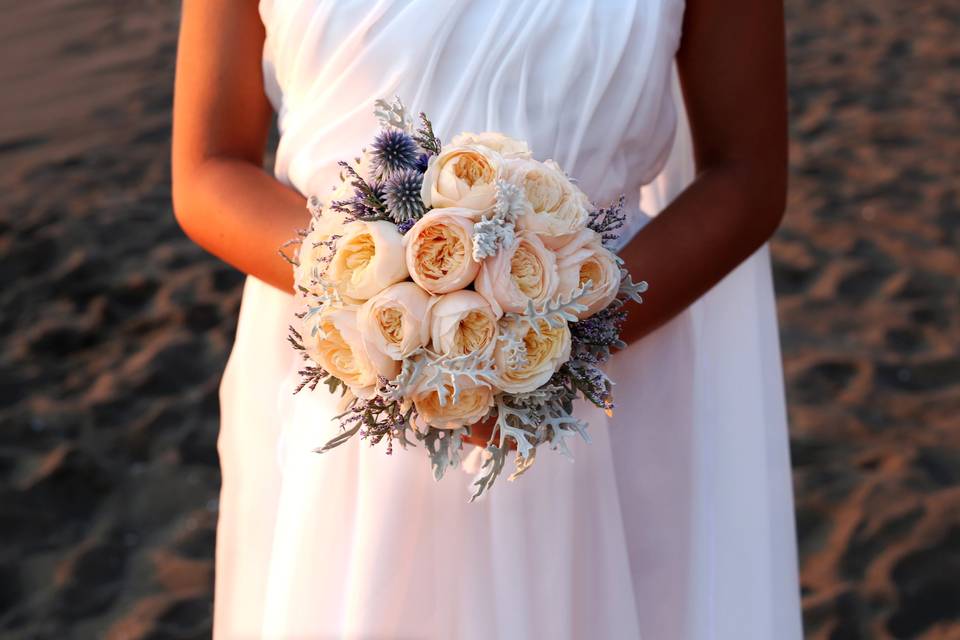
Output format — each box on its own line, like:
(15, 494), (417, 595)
(172, 0), (304, 293)
(618, 0), (788, 343)
(467, 0), (786, 447)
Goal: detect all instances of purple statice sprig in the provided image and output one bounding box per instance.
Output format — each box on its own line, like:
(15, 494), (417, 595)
(287, 324), (346, 396)
(330, 160), (389, 222)
(570, 306), (629, 359)
(561, 359), (615, 414)
(317, 375), (418, 457)
(588, 195), (627, 248)
(413, 112), (442, 156)
(319, 391), (415, 456)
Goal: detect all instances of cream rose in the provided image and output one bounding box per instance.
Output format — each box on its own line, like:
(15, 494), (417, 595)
(506, 158), (590, 248)
(427, 290), (499, 358)
(293, 206), (351, 295)
(413, 383), (494, 430)
(420, 144), (502, 213)
(404, 209), (481, 294)
(475, 231), (558, 317)
(304, 306), (398, 397)
(450, 131), (532, 159)
(357, 282), (432, 361)
(495, 318), (571, 394)
(326, 219), (408, 301)
(554, 229), (621, 318)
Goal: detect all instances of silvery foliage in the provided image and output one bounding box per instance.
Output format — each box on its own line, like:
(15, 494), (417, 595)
(422, 427), (466, 481)
(468, 380), (592, 500)
(468, 279), (637, 500)
(615, 271), (649, 307)
(511, 384), (590, 459)
(470, 443), (509, 500)
(383, 347), (497, 407)
(471, 180), (525, 260)
(373, 96), (415, 133)
(506, 281), (593, 335)
(496, 329), (529, 369)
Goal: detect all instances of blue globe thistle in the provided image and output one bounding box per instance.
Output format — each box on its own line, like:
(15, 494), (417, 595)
(396, 218), (416, 235)
(414, 152), (431, 173)
(383, 169), (425, 223)
(370, 129), (420, 178)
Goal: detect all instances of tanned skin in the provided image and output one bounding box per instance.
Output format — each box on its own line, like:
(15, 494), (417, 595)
(172, 0), (787, 449)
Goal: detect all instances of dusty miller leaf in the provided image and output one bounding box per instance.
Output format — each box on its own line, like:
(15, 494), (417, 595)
(422, 427), (466, 481)
(470, 444), (507, 501)
(314, 423), (362, 453)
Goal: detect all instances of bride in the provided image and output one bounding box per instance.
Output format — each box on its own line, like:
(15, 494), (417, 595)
(172, 0), (803, 638)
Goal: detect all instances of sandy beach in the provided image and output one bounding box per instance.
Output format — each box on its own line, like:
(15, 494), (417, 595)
(0, 1), (958, 638)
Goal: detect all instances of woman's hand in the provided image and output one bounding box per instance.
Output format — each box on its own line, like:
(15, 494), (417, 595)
(617, 0), (787, 345)
(172, 0), (306, 293)
(462, 414), (517, 451)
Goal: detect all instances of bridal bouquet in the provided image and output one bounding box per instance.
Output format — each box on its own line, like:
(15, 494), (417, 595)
(284, 98), (647, 499)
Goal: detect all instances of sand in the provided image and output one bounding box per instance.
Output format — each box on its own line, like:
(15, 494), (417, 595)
(0, 1), (957, 638)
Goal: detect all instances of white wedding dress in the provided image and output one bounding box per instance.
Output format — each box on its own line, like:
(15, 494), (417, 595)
(214, 1), (804, 638)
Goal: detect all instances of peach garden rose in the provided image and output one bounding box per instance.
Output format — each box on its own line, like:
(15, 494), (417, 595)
(420, 144), (503, 213)
(449, 131), (532, 159)
(553, 228), (621, 319)
(474, 231), (558, 317)
(412, 383), (494, 431)
(304, 306), (398, 398)
(357, 281), (432, 362)
(326, 219), (408, 301)
(494, 317), (572, 394)
(404, 209), (481, 294)
(506, 157), (590, 248)
(427, 290), (499, 358)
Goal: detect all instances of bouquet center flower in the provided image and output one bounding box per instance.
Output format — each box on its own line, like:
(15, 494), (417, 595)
(523, 322), (563, 368)
(320, 321), (363, 383)
(415, 226), (466, 281)
(454, 311), (495, 355)
(341, 233), (376, 276)
(452, 153), (495, 187)
(580, 261), (602, 288)
(377, 307), (404, 344)
(524, 170), (564, 213)
(510, 245), (546, 298)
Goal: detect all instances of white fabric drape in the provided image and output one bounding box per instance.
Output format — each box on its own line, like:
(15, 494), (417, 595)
(214, 1), (803, 638)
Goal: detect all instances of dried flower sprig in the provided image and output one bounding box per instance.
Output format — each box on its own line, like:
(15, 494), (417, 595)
(330, 161), (389, 221)
(287, 325), (346, 396)
(588, 195), (627, 247)
(413, 112), (442, 156)
(320, 386), (416, 456)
